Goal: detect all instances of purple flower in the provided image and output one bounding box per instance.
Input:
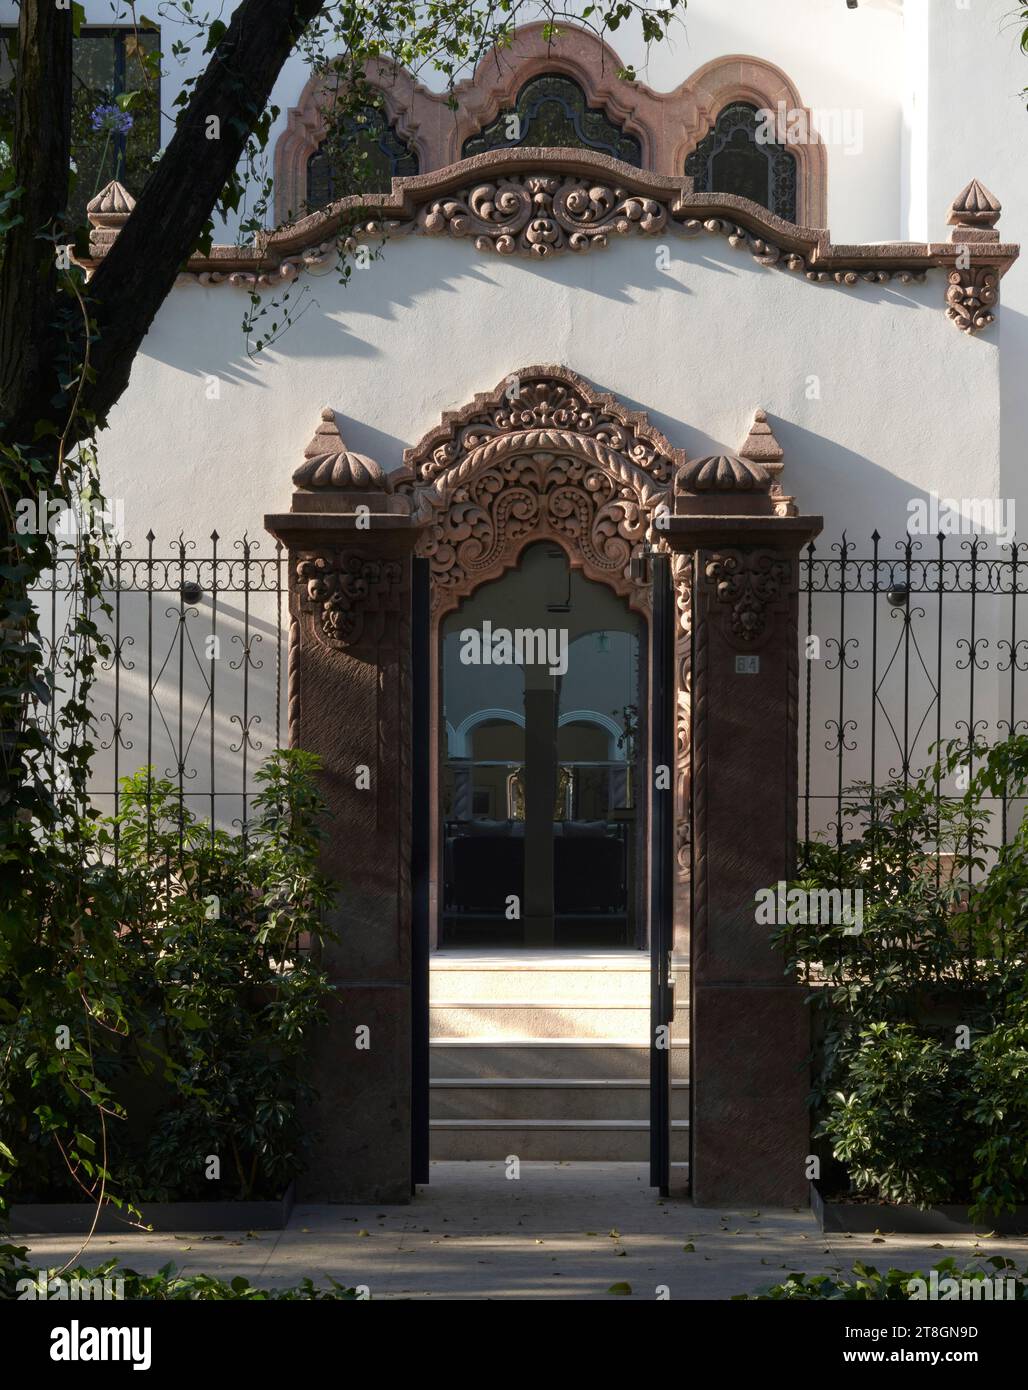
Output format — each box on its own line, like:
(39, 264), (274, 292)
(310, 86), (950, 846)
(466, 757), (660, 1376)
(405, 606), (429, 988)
(90, 103), (134, 136)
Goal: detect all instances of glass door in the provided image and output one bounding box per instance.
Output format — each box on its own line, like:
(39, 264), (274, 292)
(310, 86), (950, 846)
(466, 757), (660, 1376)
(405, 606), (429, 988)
(439, 543), (643, 949)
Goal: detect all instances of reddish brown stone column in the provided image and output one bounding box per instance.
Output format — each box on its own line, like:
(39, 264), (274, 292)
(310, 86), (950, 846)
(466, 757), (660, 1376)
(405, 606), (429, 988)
(668, 444), (821, 1206)
(267, 409), (417, 1202)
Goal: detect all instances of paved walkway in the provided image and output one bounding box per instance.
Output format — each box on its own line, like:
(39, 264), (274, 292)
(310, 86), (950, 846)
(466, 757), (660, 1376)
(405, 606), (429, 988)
(21, 1163), (1028, 1300)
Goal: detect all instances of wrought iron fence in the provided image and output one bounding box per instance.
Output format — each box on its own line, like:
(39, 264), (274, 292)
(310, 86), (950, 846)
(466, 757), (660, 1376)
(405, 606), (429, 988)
(32, 533), (287, 846)
(31, 530), (1027, 879)
(798, 532), (1028, 877)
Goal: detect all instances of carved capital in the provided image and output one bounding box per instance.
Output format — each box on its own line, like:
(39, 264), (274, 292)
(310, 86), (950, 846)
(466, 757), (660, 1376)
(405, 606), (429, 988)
(295, 550), (404, 649)
(945, 266), (999, 336)
(702, 548), (793, 647)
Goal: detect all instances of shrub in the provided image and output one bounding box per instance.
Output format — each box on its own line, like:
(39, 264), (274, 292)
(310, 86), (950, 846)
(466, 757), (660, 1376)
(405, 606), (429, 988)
(0, 749), (336, 1209)
(776, 734), (1028, 1216)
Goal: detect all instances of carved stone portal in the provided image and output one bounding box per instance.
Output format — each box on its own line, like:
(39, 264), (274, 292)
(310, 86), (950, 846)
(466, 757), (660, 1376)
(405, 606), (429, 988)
(267, 372), (824, 1206)
(398, 365), (681, 614)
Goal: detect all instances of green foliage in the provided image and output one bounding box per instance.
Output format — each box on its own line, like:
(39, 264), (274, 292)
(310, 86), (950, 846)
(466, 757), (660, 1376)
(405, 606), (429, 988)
(735, 1256), (1028, 1302)
(0, 1241), (358, 1300)
(821, 1023), (974, 1207)
(966, 996), (1028, 1216)
(777, 735), (1028, 1216)
(0, 749), (336, 1209)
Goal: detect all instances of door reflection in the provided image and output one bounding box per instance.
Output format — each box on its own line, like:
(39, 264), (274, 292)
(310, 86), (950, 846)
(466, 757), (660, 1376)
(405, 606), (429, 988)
(440, 544), (643, 948)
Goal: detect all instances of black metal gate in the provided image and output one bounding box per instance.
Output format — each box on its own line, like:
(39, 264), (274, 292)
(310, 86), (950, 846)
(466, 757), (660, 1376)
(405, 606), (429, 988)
(649, 553), (675, 1194)
(411, 557), (431, 1187)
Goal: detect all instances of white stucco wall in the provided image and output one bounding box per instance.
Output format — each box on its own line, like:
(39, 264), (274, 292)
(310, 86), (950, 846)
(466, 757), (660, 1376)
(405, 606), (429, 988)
(5, 2), (1023, 828)
(90, 224), (1010, 818)
(905, 0), (1028, 546)
(99, 229), (1000, 548)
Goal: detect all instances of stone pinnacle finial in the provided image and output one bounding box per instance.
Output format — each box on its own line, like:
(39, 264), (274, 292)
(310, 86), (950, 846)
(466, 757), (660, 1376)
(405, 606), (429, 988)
(86, 180), (136, 256)
(738, 409), (784, 473)
(292, 407), (391, 491)
(676, 453), (770, 493)
(948, 180), (1001, 243)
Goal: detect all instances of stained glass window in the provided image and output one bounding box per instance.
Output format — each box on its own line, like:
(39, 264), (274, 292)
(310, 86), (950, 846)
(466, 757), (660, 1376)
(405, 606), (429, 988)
(461, 73), (642, 167)
(685, 102), (797, 224)
(0, 26), (161, 233)
(306, 105), (419, 211)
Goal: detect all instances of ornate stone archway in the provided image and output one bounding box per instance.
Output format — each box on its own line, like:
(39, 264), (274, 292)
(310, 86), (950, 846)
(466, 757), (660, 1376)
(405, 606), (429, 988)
(267, 369), (823, 1206)
(397, 365), (680, 616)
(396, 366), (682, 953)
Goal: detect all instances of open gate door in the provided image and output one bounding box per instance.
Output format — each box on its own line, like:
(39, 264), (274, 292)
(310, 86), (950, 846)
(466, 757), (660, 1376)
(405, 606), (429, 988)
(649, 553), (675, 1195)
(411, 556), (431, 1188)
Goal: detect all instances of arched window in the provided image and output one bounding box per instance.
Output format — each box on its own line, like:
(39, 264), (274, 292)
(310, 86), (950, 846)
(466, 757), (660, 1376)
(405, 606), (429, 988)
(685, 101), (797, 223)
(461, 73), (642, 166)
(305, 104), (419, 210)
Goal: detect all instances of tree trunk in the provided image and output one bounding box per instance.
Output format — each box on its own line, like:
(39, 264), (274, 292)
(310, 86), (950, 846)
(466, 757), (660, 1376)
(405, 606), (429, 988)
(0, 0), (327, 816)
(85, 0), (326, 433)
(0, 1), (72, 446)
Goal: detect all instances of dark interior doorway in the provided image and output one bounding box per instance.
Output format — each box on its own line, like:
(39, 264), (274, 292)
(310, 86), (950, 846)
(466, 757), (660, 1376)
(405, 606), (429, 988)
(439, 543), (645, 948)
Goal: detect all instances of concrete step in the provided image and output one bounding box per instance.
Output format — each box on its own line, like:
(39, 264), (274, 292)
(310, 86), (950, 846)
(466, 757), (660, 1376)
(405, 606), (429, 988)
(429, 952), (657, 1005)
(429, 1119), (691, 1162)
(430, 1039), (690, 1082)
(430, 1077), (690, 1122)
(430, 1002), (689, 1041)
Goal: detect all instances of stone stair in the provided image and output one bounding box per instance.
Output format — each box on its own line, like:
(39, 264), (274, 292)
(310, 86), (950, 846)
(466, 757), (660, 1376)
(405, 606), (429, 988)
(430, 952), (690, 1162)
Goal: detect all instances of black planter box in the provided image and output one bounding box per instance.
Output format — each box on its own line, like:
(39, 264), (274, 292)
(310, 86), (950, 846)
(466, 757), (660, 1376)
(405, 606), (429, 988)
(811, 1182), (1028, 1236)
(8, 1182), (295, 1235)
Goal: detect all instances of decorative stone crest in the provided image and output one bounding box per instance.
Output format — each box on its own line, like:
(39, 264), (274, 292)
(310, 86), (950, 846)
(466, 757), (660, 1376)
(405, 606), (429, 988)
(401, 366), (681, 612)
(295, 550), (403, 648)
(703, 549), (793, 646)
(128, 146), (1014, 340)
(419, 175), (667, 257)
(293, 407), (391, 491)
